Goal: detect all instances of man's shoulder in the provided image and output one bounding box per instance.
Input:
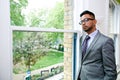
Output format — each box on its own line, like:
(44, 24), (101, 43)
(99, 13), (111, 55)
(100, 33), (109, 38)
(98, 31), (114, 41)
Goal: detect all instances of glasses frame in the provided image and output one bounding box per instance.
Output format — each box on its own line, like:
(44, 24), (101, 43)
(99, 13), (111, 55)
(79, 18), (94, 25)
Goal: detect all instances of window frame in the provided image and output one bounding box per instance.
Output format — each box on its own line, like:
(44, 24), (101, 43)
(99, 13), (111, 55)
(11, 26), (80, 80)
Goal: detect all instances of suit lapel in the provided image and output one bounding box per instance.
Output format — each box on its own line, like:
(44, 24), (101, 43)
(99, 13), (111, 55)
(79, 36), (83, 63)
(80, 35), (86, 61)
(82, 31), (101, 61)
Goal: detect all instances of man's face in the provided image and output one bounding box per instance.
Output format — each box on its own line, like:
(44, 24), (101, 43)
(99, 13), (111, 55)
(80, 14), (96, 33)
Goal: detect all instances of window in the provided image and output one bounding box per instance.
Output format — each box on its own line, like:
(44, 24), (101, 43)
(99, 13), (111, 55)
(10, 0), (77, 80)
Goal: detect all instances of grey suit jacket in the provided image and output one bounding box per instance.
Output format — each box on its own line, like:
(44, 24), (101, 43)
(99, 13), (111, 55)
(77, 31), (117, 80)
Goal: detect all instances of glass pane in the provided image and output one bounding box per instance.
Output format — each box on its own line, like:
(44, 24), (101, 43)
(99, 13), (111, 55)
(13, 31), (64, 80)
(10, 0), (64, 29)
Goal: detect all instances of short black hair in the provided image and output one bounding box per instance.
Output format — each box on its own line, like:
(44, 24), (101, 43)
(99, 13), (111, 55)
(80, 10), (95, 19)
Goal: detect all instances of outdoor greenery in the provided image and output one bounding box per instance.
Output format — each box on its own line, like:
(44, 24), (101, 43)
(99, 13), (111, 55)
(31, 50), (63, 70)
(10, 0), (28, 26)
(13, 32), (64, 74)
(13, 32), (49, 70)
(45, 2), (64, 29)
(116, 0), (120, 4)
(11, 0), (64, 78)
(13, 50), (63, 74)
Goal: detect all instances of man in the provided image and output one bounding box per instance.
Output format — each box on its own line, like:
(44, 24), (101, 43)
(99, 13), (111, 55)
(77, 10), (117, 80)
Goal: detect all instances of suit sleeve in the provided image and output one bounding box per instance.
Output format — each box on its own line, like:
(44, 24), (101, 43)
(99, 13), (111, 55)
(102, 38), (117, 80)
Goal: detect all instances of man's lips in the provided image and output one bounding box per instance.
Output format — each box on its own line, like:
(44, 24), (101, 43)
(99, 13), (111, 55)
(83, 26), (88, 29)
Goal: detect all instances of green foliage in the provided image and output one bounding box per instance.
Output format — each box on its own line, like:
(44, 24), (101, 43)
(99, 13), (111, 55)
(11, 0), (64, 47)
(13, 31), (24, 40)
(10, 0), (28, 26)
(116, 0), (120, 4)
(25, 9), (48, 27)
(45, 32), (63, 46)
(11, 0), (64, 74)
(13, 50), (63, 74)
(46, 2), (64, 29)
(10, 0), (28, 46)
(13, 32), (49, 69)
(44, 2), (64, 44)
(30, 50), (63, 70)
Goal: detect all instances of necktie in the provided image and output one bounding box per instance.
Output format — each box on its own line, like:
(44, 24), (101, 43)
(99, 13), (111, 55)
(77, 35), (90, 80)
(82, 35), (90, 59)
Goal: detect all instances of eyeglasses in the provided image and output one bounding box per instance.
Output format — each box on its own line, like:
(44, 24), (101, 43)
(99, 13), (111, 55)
(79, 18), (94, 25)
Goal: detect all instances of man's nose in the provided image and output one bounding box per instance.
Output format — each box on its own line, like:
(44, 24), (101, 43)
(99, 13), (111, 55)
(82, 21), (85, 25)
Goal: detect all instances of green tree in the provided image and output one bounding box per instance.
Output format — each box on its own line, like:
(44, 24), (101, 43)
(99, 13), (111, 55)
(10, 0), (28, 50)
(10, 0), (28, 26)
(45, 2), (64, 46)
(24, 2), (64, 49)
(13, 32), (49, 72)
(10, 0), (28, 69)
(25, 9), (48, 27)
(116, 0), (120, 4)
(46, 2), (64, 29)
(11, 0), (64, 73)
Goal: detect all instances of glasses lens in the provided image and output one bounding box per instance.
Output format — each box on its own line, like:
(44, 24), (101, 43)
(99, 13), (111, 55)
(79, 18), (94, 25)
(84, 18), (89, 22)
(79, 21), (82, 25)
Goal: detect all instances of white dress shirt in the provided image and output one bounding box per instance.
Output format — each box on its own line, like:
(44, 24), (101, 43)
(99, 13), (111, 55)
(87, 30), (98, 48)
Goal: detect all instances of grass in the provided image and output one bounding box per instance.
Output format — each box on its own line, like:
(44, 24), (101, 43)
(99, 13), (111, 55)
(31, 50), (64, 70)
(13, 49), (63, 74)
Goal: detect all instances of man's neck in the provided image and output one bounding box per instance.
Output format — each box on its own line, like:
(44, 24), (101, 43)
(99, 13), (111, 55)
(87, 28), (96, 34)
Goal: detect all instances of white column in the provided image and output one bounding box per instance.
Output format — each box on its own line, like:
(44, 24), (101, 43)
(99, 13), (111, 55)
(115, 35), (120, 66)
(115, 6), (120, 66)
(0, 0), (12, 80)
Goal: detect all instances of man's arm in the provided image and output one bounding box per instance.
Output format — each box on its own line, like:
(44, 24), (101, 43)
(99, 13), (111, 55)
(102, 38), (117, 80)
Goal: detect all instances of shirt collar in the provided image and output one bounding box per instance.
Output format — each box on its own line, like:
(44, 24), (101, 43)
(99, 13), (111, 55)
(85, 29), (98, 38)
(89, 30), (98, 38)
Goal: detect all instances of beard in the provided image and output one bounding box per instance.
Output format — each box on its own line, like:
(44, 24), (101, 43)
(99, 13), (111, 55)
(83, 26), (93, 32)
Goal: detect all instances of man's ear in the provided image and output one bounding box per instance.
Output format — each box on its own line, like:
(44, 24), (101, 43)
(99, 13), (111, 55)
(94, 19), (97, 24)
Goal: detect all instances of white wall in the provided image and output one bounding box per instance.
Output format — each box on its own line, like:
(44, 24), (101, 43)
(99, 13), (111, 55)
(74, 0), (109, 35)
(0, 0), (12, 80)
